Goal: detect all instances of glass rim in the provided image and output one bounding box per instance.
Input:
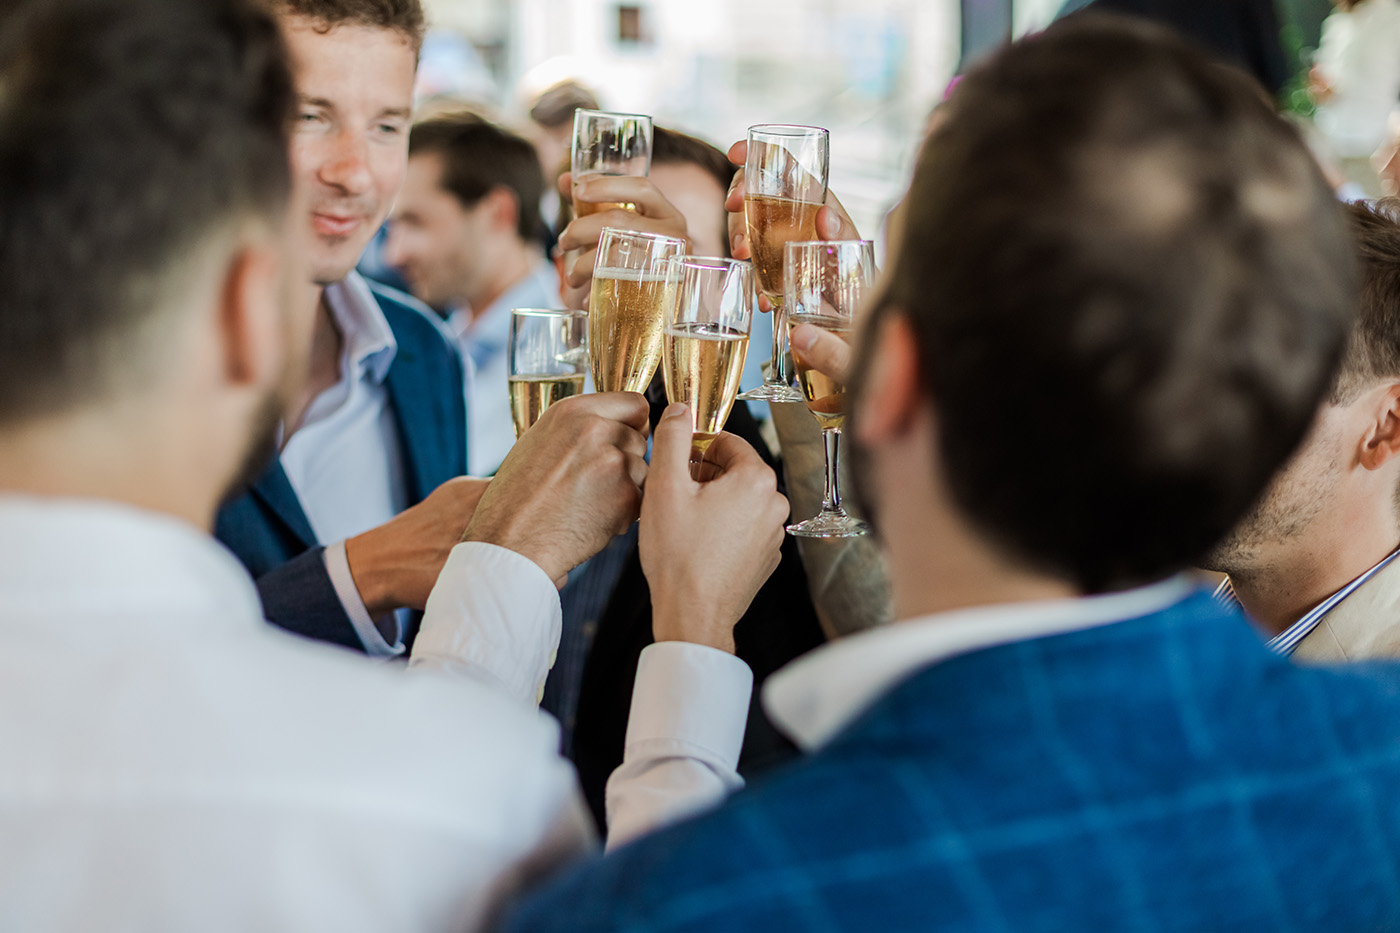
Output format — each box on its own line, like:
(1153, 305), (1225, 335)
(575, 108), (654, 123)
(748, 123), (829, 137)
(510, 307), (588, 319)
(599, 225), (687, 247)
(669, 255), (749, 270)
(785, 239), (875, 249)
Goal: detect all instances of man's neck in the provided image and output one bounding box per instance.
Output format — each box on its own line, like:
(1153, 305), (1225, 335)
(284, 287), (343, 439)
(460, 242), (536, 327)
(1228, 511), (1400, 636)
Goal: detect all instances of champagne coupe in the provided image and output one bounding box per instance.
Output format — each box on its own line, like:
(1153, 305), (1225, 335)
(784, 239), (874, 537)
(507, 308), (589, 438)
(571, 110), (653, 217)
(589, 227), (686, 393)
(736, 124), (829, 403)
(662, 257), (754, 467)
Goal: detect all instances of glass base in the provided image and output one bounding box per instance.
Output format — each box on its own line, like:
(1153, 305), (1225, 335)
(786, 510), (870, 538)
(737, 383), (805, 402)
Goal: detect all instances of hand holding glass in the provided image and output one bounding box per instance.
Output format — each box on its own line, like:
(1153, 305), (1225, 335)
(662, 257), (754, 468)
(785, 240), (875, 538)
(508, 308), (589, 438)
(589, 227), (687, 393)
(737, 124), (829, 403)
(571, 110), (653, 217)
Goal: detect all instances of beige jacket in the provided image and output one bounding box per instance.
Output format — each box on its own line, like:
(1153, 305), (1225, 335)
(1291, 554), (1400, 663)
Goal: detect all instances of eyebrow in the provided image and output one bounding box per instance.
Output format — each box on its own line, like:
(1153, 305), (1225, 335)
(298, 96), (412, 121)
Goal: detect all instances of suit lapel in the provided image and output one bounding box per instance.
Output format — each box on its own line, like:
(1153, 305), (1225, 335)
(248, 458), (319, 550)
(384, 341), (446, 500)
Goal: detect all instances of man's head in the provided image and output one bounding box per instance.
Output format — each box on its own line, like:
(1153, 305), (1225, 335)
(1206, 200), (1400, 574)
(527, 79), (599, 182)
(271, 0), (422, 284)
(851, 14), (1357, 593)
(651, 128), (736, 259)
(0, 0), (299, 498)
(385, 115), (544, 310)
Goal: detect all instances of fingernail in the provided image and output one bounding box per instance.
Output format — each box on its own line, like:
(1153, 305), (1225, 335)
(732, 234), (744, 253)
(790, 322), (816, 352)
(662, 402), (688, 419)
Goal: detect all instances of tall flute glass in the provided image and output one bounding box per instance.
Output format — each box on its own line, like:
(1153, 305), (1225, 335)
(785, 240), (874, 538)
(571, 110), (653, 217)
(508, 308), (589, 438)
(736, 124), (829, 403)
(662, 257), (754, 469)
(589, 227), (687, 393)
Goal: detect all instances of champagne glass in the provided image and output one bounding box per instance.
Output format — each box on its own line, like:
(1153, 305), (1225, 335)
(589, 227), (686, 393)
(662, 257), (754, 468)
(571, 110), (653, 217)
(736, 124), (829, 403)
(508, 308), (589, 437)
(784, 240), (874, 538)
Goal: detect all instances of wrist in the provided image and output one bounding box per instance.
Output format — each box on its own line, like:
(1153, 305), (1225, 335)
(651, 596), (737, 655)
(345, 529), (395, 617)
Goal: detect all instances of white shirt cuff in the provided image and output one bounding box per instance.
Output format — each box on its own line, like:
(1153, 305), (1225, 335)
(624, 641), (753, 765)
(410, 542), (562, 707)
(322, 540), (405, 658)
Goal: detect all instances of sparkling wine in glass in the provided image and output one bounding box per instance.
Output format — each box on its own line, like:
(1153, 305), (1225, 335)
(571, 110), (652, 217)
(784, 239), (874, 537)
(736, 124), (829, 404)
(588, 227), (686, 393)
(662, 257), (754, 466)
(508, 308), (589, 438)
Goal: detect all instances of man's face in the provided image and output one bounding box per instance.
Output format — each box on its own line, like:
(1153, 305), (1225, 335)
(385, 151), (489, 309)
(1202, 404), (1348, 575)
(282, 16), (416, 285)
(650, 161), (727, 259)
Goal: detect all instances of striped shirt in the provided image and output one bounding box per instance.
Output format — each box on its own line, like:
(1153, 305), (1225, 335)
(1213, 545), (1400, 655)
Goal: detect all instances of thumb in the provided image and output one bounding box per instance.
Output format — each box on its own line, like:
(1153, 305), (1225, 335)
(816, 205), (850, 240)
(649, 403), (695, 492)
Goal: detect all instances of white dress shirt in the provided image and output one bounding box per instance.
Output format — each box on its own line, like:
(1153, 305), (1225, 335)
(763, 576), (1197, 751)
(280, 272), (421, 656)
(447, 257), (562, 476)
(0, 495), (752, 929)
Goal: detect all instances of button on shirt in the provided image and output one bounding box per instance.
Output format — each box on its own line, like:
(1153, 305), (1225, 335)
(0, 495), (754, 929)
(280, 272), (416, 656)
(447, 257), (561, 476)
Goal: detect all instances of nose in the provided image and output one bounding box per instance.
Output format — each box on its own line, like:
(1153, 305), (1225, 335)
(319, 127), (373, 196)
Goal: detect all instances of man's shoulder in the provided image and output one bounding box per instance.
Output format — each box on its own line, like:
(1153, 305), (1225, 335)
(361, 276), (459, 362)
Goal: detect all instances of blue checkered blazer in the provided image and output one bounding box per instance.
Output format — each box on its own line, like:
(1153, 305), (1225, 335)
(502, 591), (1400, 931)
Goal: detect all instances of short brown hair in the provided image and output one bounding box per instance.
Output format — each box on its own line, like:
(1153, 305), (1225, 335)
(856, 14), (1358, 592)
(409, 114), (544, 243)
(653, 127), (736, 258)
(1334, 199), (1400, 401)
(269, 0), (424, 51)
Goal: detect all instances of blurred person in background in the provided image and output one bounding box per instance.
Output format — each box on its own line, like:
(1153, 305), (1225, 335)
(526, 79), (600, 248)
(386, 115), (559, 475)
(0, 0), (794, 927)
(1203, 199), (1400, 661)
(1310, 0), (1400, 197)
(506, 15), (1400, 931)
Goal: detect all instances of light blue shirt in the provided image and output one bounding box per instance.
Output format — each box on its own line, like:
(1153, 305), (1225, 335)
(279, 272), (411, 657)
(446, 256), (562, 476)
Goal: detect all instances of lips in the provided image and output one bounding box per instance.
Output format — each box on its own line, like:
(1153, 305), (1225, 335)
(311, 212), (363, 238)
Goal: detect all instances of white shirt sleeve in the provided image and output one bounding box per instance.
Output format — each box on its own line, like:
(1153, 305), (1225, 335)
(322, 539), (406, 658)
(603, 641), (754, 849)
(409, 542), (562, 706)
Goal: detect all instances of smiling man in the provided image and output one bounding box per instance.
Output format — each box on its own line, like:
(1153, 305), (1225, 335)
(214, 1), (489, 655)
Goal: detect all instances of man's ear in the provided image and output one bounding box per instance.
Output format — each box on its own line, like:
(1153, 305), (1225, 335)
(484, 186), (521, 236)
(853, 311), (923, 446)
(1360, 383), (1400, 472)
(217, 240), (284, 391)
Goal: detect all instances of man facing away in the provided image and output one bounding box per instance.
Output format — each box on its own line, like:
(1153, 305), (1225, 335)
(1203, 199), (1400, 661)
(386, 115), (560, 476)
(505, 15), (1400, 931)
(0, 0), (789, 929)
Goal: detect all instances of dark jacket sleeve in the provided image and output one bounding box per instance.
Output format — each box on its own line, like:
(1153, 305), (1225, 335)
(253, 546), (367, 651)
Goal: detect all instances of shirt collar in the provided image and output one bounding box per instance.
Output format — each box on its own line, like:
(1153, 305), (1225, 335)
(448, 257), (561, 357)
(763, 575), (1198, 752)
(0, 495), (263, 629)
(322, 272), (398, 386)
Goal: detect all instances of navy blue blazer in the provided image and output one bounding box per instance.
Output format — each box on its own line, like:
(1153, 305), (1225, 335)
(504, 590), (1400, 931)
(214, 281), (467, 652)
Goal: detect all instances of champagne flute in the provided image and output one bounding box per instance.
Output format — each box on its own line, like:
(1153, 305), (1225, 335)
(662, 257), (754, 467)
(736, 124), (829, 403)
(784, 239), (874, 538)
(571, 110), (653, 217)
(508, 308), (589, 437)
(589, 227), (686, 393)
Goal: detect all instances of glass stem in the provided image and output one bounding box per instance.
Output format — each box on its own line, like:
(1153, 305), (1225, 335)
(822, 427), (844, 514)
(768, 303), (787, 386)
